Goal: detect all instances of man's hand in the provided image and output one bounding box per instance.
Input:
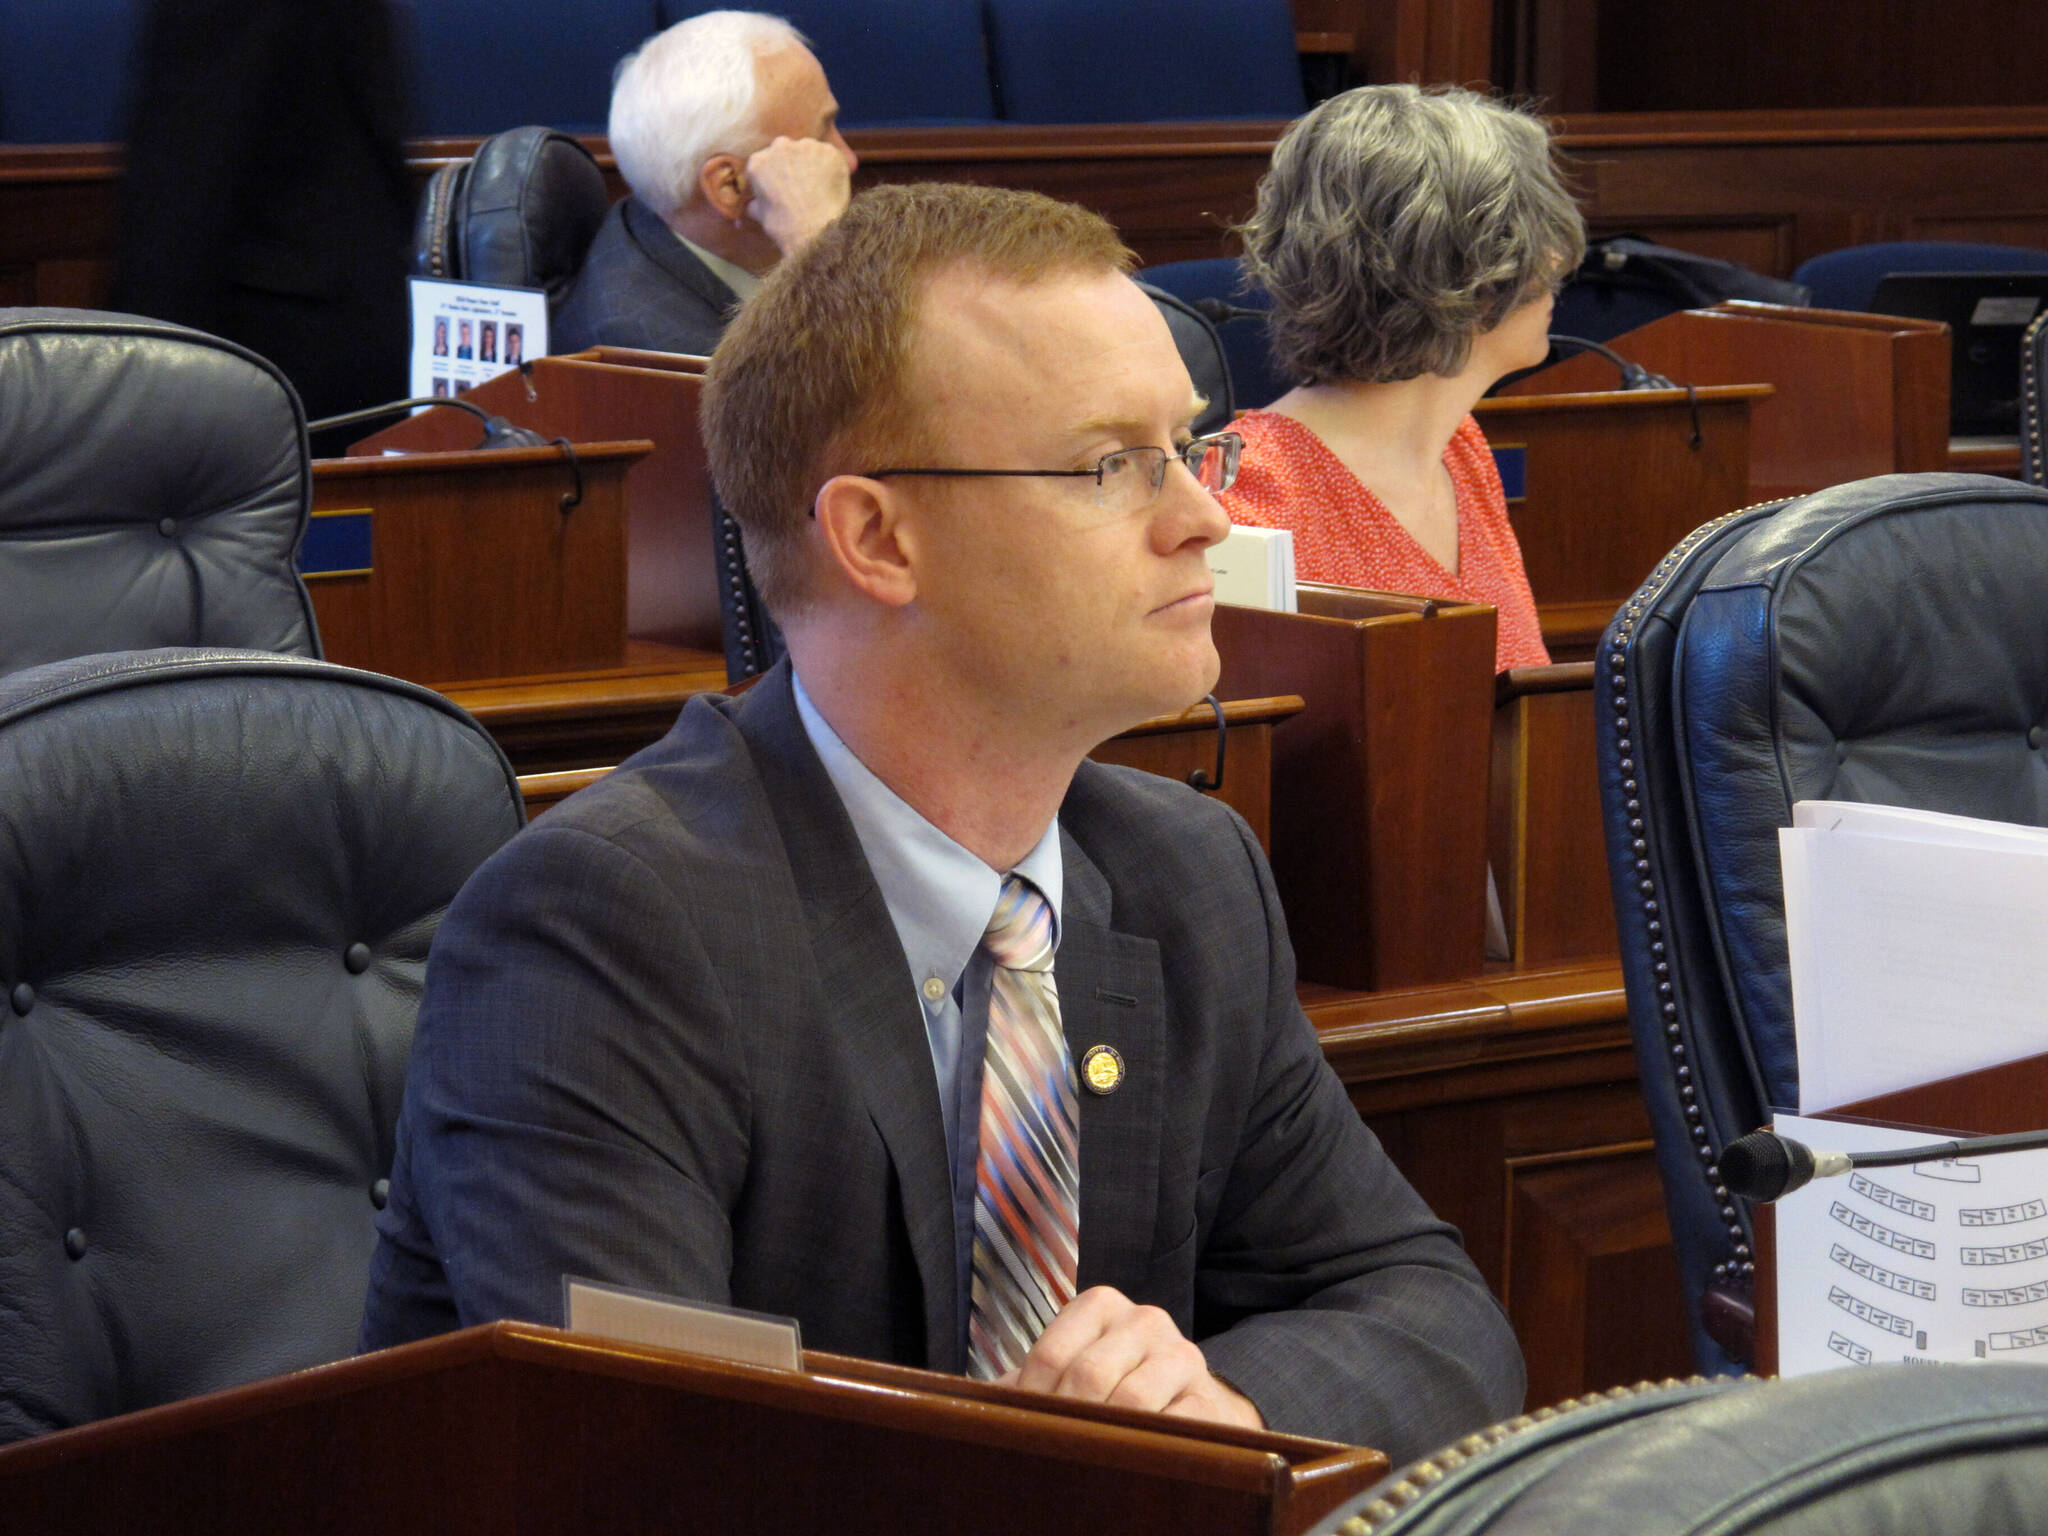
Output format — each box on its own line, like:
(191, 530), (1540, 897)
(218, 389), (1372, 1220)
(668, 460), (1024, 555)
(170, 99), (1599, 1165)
(743, 135), (853, 256)
(999, 1286), (1265, 1429)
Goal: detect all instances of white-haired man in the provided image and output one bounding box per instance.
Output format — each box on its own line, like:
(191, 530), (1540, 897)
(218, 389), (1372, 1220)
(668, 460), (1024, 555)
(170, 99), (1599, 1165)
(554, 10), (856, 355)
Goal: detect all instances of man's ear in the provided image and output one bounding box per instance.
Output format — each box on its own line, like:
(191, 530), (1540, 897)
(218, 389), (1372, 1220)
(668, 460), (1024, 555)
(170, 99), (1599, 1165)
(812, 474), (918, 608)
(699, 153), (751, 223)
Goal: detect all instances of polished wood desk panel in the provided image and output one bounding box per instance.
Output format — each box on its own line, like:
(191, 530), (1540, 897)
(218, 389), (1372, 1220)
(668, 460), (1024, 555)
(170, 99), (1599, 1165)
(1215, 592), (1497, 994)
(1504, 303), (1949, 503)
(308, 442), (647, 685)
(513, 694), (1306, 857)
(0, 1322), (1385, 1535)
(1491, 663), (1614, 968)
(351, 354), (719, 650)
(1312, 964), (1690, 1413)
(1472, 384), (1762, 659)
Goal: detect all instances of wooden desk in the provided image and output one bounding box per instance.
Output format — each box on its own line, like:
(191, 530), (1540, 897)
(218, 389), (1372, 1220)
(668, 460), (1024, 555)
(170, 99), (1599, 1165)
(514, 693), (1305, 856)
(1506, 303), (1949, 503)
(309, 442), (647, 684)
(0, 1322), (1385, 1535)
(1474, 383), (1763, 658)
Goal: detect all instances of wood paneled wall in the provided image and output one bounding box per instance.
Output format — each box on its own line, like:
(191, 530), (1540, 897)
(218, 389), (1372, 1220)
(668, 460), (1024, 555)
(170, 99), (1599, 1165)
(10, 107), (2048, 318)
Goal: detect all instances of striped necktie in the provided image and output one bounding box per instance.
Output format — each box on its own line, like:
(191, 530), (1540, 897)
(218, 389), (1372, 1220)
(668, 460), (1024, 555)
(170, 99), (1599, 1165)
(967, 874), (1079, 1379)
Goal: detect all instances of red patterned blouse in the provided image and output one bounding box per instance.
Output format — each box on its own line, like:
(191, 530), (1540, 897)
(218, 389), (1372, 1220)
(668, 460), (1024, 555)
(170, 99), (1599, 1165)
(1220, 410), (1550, 672)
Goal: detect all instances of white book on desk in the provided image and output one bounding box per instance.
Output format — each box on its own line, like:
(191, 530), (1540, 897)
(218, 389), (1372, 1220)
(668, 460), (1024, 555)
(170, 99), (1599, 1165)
(1779, 799), (2048, 1113)
(1207, 524), (1296, 611)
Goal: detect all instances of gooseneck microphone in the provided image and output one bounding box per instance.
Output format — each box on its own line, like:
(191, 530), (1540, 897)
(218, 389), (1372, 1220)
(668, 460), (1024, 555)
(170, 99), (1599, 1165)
(1721, 1126), (2048, 1203)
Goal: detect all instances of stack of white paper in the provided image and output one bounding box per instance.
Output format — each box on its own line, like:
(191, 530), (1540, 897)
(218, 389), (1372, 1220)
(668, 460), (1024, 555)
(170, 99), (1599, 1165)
(1206, 523), (1296, 612)
(1779, 799), (2048, 1113)
(1774, 800), (2048, 1377)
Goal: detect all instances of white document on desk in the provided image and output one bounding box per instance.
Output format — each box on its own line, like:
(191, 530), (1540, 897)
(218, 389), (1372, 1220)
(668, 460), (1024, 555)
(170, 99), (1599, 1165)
(1780, 801), (2048, 1113)
(1773, 1111), (2048, 1377)
(1206, 524), (1296, 611)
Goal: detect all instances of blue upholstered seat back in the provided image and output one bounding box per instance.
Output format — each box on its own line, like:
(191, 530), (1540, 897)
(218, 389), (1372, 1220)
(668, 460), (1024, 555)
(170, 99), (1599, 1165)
(1793, 241), (2048, 314)
(984, 0), (1304, 123)
(0, 0), (139, 143)
(1598, 472), (2048, 1374)
(658, 0), (997, 125)
(1135, 258), (1293, 412)
(397, 0), (661, 136)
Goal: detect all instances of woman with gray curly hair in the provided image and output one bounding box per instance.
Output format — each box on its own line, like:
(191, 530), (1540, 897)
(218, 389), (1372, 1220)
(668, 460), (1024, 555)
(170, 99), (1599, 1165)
(1220, 84), (1585, 670)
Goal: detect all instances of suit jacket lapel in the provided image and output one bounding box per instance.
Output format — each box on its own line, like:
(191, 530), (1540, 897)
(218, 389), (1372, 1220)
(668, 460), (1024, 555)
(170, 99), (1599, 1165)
(1058, 833), (1166, 1293)
(621, 195), (741, 321)
(730, 667), (961, 1370)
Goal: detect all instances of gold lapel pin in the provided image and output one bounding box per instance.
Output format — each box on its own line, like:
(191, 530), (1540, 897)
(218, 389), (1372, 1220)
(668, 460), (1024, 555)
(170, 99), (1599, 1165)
(1079, 1043), (1124, 1096)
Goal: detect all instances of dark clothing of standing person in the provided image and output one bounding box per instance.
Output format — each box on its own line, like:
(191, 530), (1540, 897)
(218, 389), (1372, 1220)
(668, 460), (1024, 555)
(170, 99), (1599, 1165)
(113, 0), (414, 453)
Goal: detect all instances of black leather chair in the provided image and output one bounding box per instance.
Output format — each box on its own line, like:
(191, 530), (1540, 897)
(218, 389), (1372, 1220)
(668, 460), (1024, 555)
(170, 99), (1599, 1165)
(1594, 472), (2048, 1375)
(412, 125), (610, 310)
(0, 308), (321, 675)
(2021, 307), (2048, 485)
(0, 648), (525, 1443)
(1310, 1362), (2048, 1534)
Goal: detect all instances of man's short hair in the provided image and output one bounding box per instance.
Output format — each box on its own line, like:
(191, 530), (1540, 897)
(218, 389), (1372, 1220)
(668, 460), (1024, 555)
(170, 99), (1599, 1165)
(702, 183), (1134, 619)
(1240, 84), (1587, 386)
(609, 10), (806, 220)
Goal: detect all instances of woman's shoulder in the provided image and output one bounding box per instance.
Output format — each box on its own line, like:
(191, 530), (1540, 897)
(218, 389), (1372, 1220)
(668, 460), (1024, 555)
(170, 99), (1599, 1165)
(1220, 410), (1356, 525)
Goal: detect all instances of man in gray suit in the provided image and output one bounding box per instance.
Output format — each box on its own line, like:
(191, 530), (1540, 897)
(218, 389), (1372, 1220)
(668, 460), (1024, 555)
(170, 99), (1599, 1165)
(362, 182), (1524, 1459)
(553, 11), (856, 356)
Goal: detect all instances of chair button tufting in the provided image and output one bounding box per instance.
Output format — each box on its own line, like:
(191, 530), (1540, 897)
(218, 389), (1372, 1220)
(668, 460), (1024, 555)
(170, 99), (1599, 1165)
(64, 1228), (88, 1260)
(344, 942), (372, 974)
(2031, 725), (2045, 751)
(9, 982), (30, 1016)
(158, 517), (178, 537)
(370, 1178), (390, 1211)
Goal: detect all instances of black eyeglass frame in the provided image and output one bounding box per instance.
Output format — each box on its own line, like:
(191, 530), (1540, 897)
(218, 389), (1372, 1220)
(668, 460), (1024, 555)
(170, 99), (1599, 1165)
(827, 430), (1244, 517)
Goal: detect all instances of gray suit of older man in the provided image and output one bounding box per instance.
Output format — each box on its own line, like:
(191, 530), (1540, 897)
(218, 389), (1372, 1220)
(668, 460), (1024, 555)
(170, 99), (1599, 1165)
(358, 664), (1524, 1460)
(552, 194), (737, 357)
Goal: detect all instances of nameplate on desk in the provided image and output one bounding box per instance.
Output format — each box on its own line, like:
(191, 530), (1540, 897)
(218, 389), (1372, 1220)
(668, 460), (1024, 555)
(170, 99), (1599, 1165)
(563, 1277), (804, 1371)
(1490, 444), (1527, 502)
(300, 507), (374, 579)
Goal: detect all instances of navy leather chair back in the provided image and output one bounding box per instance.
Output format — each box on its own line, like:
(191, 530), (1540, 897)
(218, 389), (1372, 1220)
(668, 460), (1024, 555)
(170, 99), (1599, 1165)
(1793, 240), (2048, 314)
(1597, 472), (2048, 1373)
(0, 648), (525, 1443)
(984, 0), (1305, 123)
(2020, 309), (2048, 485)
(1135, 258), (1293, 412)
(658, 0), (997, 125)
(0, 309), (321, 675)
(412, 126), (610, 309)
(1311, 1363), (2048, 1535)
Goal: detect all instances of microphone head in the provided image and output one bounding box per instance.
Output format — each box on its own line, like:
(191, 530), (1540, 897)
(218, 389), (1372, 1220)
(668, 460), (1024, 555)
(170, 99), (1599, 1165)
(1721, 1130), (1816, 1203)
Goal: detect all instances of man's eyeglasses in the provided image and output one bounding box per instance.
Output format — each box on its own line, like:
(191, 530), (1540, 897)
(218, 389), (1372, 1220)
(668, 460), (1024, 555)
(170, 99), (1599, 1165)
(858, 431), (1243, 521)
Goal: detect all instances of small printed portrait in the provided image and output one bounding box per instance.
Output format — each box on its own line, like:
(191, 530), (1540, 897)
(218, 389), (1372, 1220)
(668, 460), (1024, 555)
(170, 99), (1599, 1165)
(504, 324), (524, 366)
(432, 315), (449, 357)
(480, 322), (498, 364)
(457, 319), (474, 360)
(431, 376), (451, 397)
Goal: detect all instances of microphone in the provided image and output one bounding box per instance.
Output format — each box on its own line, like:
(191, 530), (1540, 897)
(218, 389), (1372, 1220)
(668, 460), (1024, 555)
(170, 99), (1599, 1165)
(305, 395), (550, 450)
(1191, 297), (1267, 326)
(1545, 333), (1676, 391)
(1721, 1125), (2048, 1203)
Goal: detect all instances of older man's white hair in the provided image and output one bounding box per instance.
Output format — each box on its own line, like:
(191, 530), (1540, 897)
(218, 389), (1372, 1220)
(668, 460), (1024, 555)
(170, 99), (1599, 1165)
(609, 10), (808, 220)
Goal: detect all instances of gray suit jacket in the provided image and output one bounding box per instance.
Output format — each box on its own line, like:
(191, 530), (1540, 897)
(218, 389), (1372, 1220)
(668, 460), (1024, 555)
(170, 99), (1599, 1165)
(359, 666), (1524, 1458)
(552, 195), (736, 357)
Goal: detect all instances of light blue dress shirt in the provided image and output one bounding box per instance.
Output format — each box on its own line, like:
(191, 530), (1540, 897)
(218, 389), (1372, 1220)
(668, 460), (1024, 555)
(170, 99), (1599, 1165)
(792, 673), (1063, 1347)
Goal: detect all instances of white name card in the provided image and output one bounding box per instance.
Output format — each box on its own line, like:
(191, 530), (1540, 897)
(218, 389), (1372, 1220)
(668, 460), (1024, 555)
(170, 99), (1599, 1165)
(563, 1278), (804, 1372)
